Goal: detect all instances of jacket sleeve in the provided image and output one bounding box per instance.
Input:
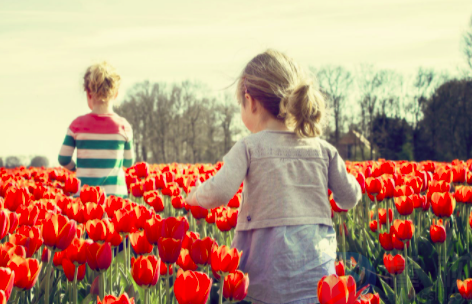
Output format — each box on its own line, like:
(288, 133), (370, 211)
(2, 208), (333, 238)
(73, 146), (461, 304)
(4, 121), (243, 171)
(194, 139), (249, 209)
(327, 148), (361, 210)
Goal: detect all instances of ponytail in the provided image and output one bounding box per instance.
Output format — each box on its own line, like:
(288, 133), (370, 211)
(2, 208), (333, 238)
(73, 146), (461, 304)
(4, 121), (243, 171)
(239, 49), (326, 138)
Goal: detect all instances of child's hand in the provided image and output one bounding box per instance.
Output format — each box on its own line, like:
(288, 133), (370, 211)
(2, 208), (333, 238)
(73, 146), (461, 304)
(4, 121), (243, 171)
(185, 180), (202, 207)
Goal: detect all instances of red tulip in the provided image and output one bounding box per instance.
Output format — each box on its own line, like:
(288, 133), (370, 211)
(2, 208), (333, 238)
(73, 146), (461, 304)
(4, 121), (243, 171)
(211, 244), (241, 276)
(143, 177), (156, 192)
(135, 162), (149, 178)
(393, 220), (414, 241)
(62, 258), (86, 282)
(428, 180), (450, 193)
(431, 192), (456, 218)
(335, 260), (345, 276)
(8, 212), (18, 234)
(458, 279), (472, 299)
(4, 186), (31, 212)
(17, 205), (39, 226)
(0, 211), (10, 241)
(80, 185), (106, 205)
(190, 205), (208, 220)
(42, 213), (77, 251)
(97, 293), (135, 304)
(113, 209), (134, 235)
(177, 249), (198, 271)
(86, 219), (112, 243)
(144, 215), (163, 245)
(366, 177), (382, 195)
(228, 194), (241, 208)
(130, 182), (144, 198)
(129, 230), (153, 255)
(394, 185), (414, 197)
(161, 217), (187, 240)
(354, 293), (380, 304)
(172, 195), (185, 209)
(0, 290), (6, 304)
(378, 208), (393, 226)
(0, 242), (26, 267)
(65, 237), (92, 265)
(223, 270), (249, 302)
(131, 255), (160, 288)
(190, 237), (215, 266)
(84, 203), (105, 222)
(174, 269), (212, 304)
(394, 196), (414, 216)
(383, 254), (405, 275)
(86, 242), (112, 272)
(145, 192), (164, 213)
(379, 232), (394, 251)
(10, 225), (43, 258)
(158, 237), (182, 264)
(369, 221), (378, 232)
(7, 256), (42, 290)
(206, 209), (216, 224)
(317, 274), (363, 304)
(64, 176), (80, 195)
(430, 224), (446, 243)
(0, 267), (14, 300)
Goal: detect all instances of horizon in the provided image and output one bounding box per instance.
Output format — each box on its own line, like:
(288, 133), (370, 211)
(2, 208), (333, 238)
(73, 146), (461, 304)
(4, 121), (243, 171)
(1, 0), (472, 166)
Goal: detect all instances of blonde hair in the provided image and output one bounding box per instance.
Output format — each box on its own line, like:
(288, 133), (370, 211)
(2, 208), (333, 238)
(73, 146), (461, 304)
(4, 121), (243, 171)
(237, 49), (326, 138)
(83, 61), (121, 103)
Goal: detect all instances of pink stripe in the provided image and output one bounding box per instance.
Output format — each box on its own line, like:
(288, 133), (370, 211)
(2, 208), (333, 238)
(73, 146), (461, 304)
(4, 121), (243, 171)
(69, 113), (132, 139)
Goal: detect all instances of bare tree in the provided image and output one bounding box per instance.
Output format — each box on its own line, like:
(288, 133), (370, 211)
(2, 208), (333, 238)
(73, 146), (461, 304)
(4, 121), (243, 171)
(356, 64), (387, 160)
(314, 66), (352, 146)
(464, 15), (472, 72)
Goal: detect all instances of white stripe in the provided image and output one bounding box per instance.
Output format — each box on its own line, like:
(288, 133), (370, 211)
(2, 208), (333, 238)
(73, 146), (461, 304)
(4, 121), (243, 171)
(67, 129), (76, 137)
(59, 145), (75, 156)
(64, 161), (76, 170)
(77, 149), (124, 159)
(75, 133), (127, 141)
(77, 168), (124, 178)
(103, 185), (128, 195)
(124, 149), (133, 159)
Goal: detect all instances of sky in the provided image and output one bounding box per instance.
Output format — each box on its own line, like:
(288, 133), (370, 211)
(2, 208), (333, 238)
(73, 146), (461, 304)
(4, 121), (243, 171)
(1, 0), (471, 166)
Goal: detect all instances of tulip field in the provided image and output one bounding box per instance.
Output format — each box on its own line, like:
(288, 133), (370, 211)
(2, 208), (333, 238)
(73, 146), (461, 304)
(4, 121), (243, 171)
(1, 160), (472, 304)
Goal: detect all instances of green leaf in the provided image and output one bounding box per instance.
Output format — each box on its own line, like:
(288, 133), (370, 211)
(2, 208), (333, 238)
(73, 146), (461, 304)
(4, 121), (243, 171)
(447, 292), (467, 304)
(438, 276), (445, 303)
(80, 294), (93, 304)
(416, 286), (435, 303)
(407, 256), (433, 288)
(401, 287), (410, 304)
(379, 276), (396, 304)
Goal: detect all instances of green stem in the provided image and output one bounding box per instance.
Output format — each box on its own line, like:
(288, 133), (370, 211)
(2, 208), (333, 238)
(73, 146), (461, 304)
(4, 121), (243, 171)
(394, 275), (397, 304)
(158, 278), (162, 304)
(99, 272), (105, 302)
(443, 233), (447, 299)
(342, 213), (346, 265)
(73, 266), (78, 304)
(404, 240), (408, 285)
(438, 243), (442, 302)
(109, 249), (114, 295)
(468, 205), (470, 276)
(166, 273), (171, 304)
(145, 288), (150, 304)
(218, 276), (225, 304)
(364, 197), (368, 254)
(128, 236), (131, 272)
(44, 252), (53, 304)
(375, 197), (380, 252)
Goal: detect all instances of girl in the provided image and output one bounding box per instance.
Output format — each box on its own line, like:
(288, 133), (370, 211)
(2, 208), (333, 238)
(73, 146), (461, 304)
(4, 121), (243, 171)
(58, 61), (135, 197)
(186, 49), (361, 304)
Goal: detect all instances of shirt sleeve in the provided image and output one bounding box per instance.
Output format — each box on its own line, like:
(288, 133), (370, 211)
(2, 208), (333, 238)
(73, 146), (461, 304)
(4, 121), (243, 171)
(58, 128), (76, 171)
(327, 148), (361, 210)
(194, 139), (249, 209)
(123, 127), (135, 168)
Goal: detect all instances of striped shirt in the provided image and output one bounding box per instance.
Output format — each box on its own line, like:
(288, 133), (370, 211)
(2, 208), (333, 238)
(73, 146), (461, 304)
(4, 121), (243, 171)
(58, 113), (135, 197)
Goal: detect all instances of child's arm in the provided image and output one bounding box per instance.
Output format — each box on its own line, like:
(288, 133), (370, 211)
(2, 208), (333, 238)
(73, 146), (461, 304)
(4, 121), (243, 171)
(186, 139), (249, 209)
(123, 127), (135, 169)
(58, 129), (76, 172)
(327, 148), (361, 210)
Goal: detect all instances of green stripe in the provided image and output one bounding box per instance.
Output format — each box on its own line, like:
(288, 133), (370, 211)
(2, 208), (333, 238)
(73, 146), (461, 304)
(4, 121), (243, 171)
(76, 140), (125, 150)
(125, 140), (133, 150)
(63, 135), (75, 147)
(79, 176), (126, 186)
(123, 159), (133, 168)
(58, 155), (72, 166)
(77, 158), (123, 168)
